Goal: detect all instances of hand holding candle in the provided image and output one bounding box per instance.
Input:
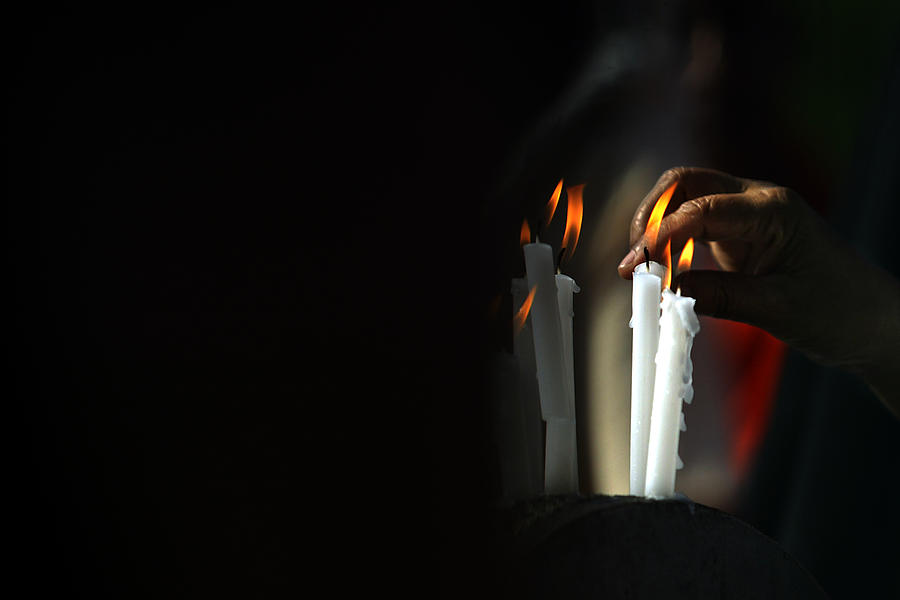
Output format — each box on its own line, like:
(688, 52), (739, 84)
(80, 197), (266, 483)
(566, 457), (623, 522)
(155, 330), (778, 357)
(618, 167), (900, 418)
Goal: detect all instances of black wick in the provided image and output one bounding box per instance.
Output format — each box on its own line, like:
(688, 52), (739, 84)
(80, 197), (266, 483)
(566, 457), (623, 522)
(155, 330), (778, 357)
(643, 246), (650, 270)
(556, 247), (567, 273)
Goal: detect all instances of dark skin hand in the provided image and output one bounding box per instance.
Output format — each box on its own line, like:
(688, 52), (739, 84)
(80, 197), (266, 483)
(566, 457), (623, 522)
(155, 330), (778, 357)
(617, 167), (900, 416)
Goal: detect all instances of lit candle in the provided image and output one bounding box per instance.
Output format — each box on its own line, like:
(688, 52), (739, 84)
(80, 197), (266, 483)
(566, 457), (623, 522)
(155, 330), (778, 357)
(556, 273), (580, 415)
(645, 239), (699, 499)
(545, 273), (580, 493)
(524, 242), (571, 421)
(557, 183), (583, 422)
(521, 181), (584, 495)
(544, 419), (578, 494)
(523, 180), (571, 422)
(629, 260), (666, 496)
(545, 183), (584, 493)
(629, 182), (675, 496)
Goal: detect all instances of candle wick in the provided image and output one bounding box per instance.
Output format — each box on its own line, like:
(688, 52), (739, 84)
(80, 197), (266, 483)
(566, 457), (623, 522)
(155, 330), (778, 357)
(643, 246), (650, 270)
(556, 247), (566, 273)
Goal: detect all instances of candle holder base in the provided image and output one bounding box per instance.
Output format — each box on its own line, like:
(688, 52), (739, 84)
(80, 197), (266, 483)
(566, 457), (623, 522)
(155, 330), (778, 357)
(492, 494), (825, 598)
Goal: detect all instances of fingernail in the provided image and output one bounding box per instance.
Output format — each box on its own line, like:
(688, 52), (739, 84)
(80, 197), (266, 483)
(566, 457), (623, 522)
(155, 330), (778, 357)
(618, 249), (636, 269)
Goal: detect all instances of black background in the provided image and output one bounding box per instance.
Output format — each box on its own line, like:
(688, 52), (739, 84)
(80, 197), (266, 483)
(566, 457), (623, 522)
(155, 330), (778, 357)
(10, 3), (573, 596)
(10, 2), (900, 597)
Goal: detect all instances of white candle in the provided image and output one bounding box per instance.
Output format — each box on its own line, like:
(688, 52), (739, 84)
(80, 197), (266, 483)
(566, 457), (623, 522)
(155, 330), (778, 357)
(512, 278), (546, 496)
(556, 273), (580, 417)
(523, 243), (572, 420)
(544, 419), (578, 494)
(544, 273), (580, 493)
(629, 261), (666, 496)
(644, 288), (700, 498)
(521, 181), (584, 495)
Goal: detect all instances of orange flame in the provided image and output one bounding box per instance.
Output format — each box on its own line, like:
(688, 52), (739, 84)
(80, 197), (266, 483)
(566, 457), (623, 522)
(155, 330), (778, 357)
(544, 179), (564, 226)
(645, 182), (677, 254)
(561, 184), (584, 264)
(662, 240), (672, 290)
(513, 285), (537, 336)
(520, 219), (532, 246)
(678, 237), (695, 273)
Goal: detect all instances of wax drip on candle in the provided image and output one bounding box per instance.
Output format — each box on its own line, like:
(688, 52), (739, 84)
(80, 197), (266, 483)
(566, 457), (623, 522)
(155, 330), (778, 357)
(644, 288), (699, 498)
(512, 285), (537, 337)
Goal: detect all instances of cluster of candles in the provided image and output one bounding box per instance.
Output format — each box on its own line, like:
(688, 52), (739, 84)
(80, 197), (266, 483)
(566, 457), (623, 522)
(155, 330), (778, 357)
(513, 180), (584, 494)
(512, 181), (699, 498)
(630, 182), (700, 498)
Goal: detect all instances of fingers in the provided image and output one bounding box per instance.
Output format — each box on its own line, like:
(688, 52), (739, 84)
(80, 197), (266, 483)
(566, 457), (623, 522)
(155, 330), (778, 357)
(618, 192), (762, 278)
(675, 270), (789, 331)
(629, 167), (749, 248)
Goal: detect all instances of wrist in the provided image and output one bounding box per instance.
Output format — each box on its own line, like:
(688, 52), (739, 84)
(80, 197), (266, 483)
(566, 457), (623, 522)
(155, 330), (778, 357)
(855, 266), (900, 415)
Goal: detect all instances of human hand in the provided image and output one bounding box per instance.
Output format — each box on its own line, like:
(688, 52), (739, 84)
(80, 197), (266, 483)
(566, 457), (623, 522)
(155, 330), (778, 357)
(616, 167), (900, 411)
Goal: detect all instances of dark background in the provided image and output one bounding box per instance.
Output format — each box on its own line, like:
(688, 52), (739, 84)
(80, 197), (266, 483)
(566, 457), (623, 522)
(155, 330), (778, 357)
(9, 1), (899, 597)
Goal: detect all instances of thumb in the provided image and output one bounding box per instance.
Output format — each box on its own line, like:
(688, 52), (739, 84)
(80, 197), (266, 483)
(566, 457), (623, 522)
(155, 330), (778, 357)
(674, 270), (788, 329)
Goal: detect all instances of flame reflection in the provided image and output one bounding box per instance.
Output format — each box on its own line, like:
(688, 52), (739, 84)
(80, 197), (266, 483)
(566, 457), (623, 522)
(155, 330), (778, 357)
(513, 285), (537, 336)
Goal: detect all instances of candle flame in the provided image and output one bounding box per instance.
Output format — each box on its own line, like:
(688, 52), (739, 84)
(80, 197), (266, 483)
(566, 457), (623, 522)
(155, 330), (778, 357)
(645, 182), (677, 253)
(678, 237), (695, 272)
(561, 184), (584, 264)
(520, 219), (532, 246)
(513, 285), (537, 336)
(662, 239), (672, 290)
(544, 179), (564, 226)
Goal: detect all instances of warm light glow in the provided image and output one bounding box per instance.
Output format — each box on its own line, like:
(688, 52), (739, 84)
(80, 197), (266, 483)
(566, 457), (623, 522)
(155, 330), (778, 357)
(561, 184), (584, 264)
(487, 294), (502, 320)
(520, 219), (532, 246)
(678, 237), (695, 273)
(662, 240), (672, 290)
(645, 182), (677, 253)
(513, 285), (537, 336)
(544, 179), (564, 226)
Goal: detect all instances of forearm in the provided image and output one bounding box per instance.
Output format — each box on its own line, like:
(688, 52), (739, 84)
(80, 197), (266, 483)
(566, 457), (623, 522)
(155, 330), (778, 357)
(855, 265), (900, 416)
